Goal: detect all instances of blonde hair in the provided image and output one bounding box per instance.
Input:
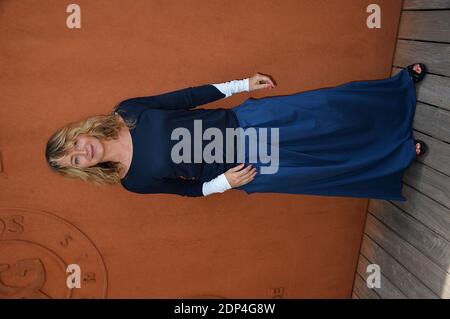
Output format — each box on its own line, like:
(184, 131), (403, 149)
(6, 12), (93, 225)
(45, 106), (137, 185)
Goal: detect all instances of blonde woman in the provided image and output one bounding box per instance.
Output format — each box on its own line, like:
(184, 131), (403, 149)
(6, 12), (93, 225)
(46, 63), (427, 200)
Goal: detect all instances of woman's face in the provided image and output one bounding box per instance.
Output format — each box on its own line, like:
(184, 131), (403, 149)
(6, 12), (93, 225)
(57, 134), (104, 169)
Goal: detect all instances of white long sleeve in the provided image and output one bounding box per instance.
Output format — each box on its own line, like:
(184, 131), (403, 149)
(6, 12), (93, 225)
(212, 78), (250, 98)
(202, 173), (232, 196)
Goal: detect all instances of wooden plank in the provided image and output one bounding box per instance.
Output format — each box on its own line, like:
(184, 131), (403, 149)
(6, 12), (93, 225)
(353, 273), (380, 299)
(403, 161), (450, 208)
(410, 130), (450, 176)
(398, 11), (450, 42)
(393, 40), (450, 76)
(361, 234), (438, 298)
(392, 66), (450, 111)
(369, 200), (450, 270)
(414, 75), (450, 111)
(403, 0), (450, 10)
(365, 214), (450, 298)
(413, 102), (450, 143)
(356, 254), (407, 299)
(397, 184), (450, 242)
(351, 291), (360, 299)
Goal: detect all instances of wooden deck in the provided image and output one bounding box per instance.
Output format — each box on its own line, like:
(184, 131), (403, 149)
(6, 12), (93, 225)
(352, 0), (450, 299)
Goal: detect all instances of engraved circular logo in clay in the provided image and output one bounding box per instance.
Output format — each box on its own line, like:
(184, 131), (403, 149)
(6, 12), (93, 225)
(0, 208), (108, 299)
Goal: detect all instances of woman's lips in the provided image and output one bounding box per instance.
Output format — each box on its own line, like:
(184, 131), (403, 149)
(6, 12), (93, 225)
(91, 145), (94, 159)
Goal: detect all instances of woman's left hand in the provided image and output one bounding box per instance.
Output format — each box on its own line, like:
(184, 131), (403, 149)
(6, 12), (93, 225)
(249, 73), (276, 92)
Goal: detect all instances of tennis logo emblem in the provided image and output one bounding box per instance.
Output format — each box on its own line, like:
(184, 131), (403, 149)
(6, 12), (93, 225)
(0, 208), (108, 298)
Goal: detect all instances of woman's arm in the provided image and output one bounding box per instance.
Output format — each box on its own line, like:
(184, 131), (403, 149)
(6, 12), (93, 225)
(123, 163), (256, 197)
(115, 72), (275, 114)
(211, 78), (249, 98)
(125, 177), (205, 197)
(116, 78), (249, 112)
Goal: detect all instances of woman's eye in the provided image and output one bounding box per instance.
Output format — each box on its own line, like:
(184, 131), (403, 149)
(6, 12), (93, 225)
(75, 157), (79, 165)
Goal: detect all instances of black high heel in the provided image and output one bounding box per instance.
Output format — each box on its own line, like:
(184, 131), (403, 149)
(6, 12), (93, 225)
(414, 139), (427, 157)
(407, 63), (427, 83)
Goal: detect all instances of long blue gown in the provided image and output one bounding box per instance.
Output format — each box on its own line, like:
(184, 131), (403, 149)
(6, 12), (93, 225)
(231, 68), (417, 201)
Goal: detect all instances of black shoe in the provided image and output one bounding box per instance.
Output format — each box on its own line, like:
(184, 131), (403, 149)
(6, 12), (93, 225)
(407, 63), (427, 83)
(414, 139), (427, 157)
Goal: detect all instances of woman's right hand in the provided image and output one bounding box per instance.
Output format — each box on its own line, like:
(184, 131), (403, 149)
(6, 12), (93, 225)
(224, 163), (257, 188)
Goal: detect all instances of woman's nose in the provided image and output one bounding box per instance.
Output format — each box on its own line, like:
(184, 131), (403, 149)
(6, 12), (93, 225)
(74, 148), (88, 157)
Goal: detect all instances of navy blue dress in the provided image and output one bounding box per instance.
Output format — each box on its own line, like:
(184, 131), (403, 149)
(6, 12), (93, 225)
(233, 68), (417, 201)
(118, 69), (417, 201)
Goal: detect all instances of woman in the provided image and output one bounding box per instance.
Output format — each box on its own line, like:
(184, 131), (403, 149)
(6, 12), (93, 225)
(45, 63), (427, 201)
